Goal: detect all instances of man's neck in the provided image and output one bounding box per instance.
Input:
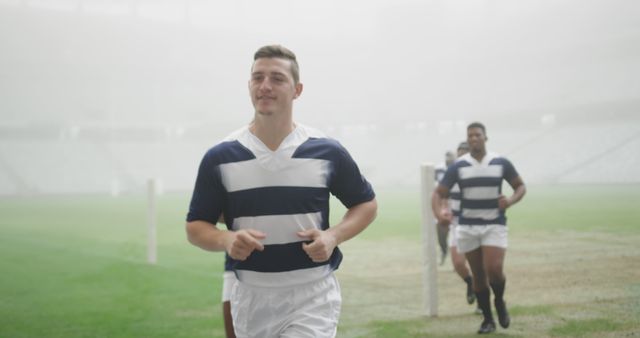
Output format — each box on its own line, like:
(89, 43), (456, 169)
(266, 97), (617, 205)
(471, 149), (486, 162)
(250, 113), (295, 151)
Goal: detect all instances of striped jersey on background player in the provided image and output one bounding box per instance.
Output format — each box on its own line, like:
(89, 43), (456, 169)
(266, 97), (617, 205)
(432, 122), (526, 334)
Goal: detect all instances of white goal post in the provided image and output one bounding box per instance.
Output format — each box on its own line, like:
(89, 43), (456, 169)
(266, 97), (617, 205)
(420, 163), (438, 317)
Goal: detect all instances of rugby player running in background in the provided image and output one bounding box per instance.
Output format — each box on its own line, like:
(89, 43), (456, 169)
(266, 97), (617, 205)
(432, 122), (526, 334)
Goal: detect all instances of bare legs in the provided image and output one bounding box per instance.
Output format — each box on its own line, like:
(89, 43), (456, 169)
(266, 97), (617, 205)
(465, 246), (507, 333)
(450, 246), (476, 305)
(223, 301), (236, 338)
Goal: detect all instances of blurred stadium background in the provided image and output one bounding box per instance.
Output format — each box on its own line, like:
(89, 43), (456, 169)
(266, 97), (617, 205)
(2, 2), (640, 337)
(1, 0), (639, 197)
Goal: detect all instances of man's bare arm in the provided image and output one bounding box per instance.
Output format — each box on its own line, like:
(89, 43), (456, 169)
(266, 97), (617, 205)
(298, 198), (378, 262)
(498, 176), (526, 210)
(431, 185), (452, 226)
(186, 220), (266, 261)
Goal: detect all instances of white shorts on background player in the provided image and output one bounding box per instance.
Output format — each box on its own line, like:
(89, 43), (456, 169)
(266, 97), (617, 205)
(230, 273), (341, 338)
(448, 223), (458, 248)
(456, 224), (508, 254)
(221, 271), (238, 302)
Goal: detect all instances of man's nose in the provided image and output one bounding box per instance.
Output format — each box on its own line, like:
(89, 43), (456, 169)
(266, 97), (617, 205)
(259, 78), (272, 91)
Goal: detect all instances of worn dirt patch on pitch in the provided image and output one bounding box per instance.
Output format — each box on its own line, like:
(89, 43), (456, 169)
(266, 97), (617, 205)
(335, 230), (640, 337)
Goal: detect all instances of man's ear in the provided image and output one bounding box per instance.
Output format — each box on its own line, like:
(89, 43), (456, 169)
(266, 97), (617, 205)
(294, 82), (303, 99)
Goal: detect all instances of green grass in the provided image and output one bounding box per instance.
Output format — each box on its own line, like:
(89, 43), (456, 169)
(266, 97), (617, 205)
(510, 304), (555, 316)
(509, 184), (640, 233)
(1, 184), (639, 337)
(359, 184), (640, 240)
(549, 318), (623, 336)
(0, 194), (224, 338)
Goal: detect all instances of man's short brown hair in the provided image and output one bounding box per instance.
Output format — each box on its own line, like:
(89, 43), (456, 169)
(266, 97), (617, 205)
(253, 45), (300, 84)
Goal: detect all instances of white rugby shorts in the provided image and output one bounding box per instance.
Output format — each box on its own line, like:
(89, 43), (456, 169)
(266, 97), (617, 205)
(221, 271), (238, 302)
(456, 224), (508, 253)
(231, 273), (341, 338)
(448, 218), (459, 248)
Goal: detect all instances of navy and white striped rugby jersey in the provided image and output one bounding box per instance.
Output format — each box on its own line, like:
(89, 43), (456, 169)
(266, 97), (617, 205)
(435, 162), (462, 220)
(435, 162), (447, 183)
(439, 152), (519, 226)
(187, 124), (375, 287)
(448, 183), (462, 219)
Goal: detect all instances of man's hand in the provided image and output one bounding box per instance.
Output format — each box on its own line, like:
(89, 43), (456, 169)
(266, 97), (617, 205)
(225, 229), (266, 261)
(297, 228), (338, 263)
(436, 207), (453, 227)
(498, 194), (510, 210)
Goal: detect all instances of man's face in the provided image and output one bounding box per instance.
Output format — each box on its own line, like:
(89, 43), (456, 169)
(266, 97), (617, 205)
(249, 57), (302, 116)
(445, 152), (455, 166)
(467, 127), (487, 152)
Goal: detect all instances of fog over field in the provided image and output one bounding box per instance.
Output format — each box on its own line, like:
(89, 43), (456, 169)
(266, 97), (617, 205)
(1, 0), (639, 194)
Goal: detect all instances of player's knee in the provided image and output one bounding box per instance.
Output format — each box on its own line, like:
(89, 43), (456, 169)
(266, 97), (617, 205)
(452, 259), (466, 272)
(486, 266), (504, 282)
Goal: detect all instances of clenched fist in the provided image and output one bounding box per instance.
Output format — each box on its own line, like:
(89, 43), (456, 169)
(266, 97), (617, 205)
(297, 228), (337, 263)
(226, 229), (266, 261)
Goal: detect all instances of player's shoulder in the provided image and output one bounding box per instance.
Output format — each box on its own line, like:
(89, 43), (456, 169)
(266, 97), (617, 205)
(487, 152), (513, 166)
(294, 124), (348, 159)
(203, 126), (254, 164)
(297, 123), (327, 138)
(296, 124), (341, 147)
(452, 153), (473, 168)
(221, 125), (250, 143)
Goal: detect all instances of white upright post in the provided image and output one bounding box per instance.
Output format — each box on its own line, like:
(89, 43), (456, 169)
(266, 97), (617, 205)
(420, 163), (438, 317)
(147, 179), (157, 264)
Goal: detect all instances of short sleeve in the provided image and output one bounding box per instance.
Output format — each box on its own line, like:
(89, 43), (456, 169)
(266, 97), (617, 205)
(329, 144), (375, 208)
(501, 158), (519, 182)
(439, 164), (458, 190)
(186, 152), (225, 224)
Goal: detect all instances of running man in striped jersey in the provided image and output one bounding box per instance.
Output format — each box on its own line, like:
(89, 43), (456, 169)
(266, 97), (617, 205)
(186, 45), (377, 338)
(432, 122), (526, 334)
(434, 150), (456, 265)
(441, 141), (481, 312)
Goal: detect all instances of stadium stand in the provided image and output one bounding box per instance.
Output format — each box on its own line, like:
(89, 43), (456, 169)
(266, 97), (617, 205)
(1, 118), (638, 196)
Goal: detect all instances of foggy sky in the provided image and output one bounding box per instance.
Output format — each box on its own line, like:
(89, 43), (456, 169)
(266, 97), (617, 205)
(2, 0), (638, 128)
(1, 0), (639, 193)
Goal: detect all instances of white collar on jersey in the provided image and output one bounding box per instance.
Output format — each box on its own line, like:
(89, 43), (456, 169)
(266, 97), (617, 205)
(460, 152), (500, 167)
(224, 123), (326, 171)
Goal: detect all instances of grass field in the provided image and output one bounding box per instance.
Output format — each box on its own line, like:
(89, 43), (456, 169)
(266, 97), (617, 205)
(1, 184), (639, 337)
